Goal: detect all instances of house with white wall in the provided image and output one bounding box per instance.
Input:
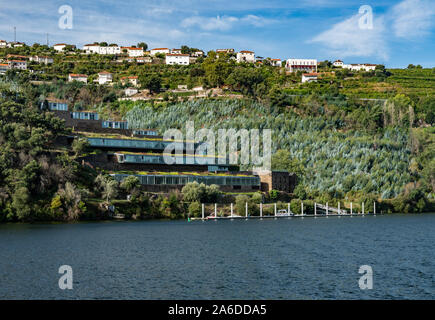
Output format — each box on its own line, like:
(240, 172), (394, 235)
(0, 63), (8, 74)
(302, 73), (318, 83)
(8, 60), (27, 70)
(29, 56), (54, 64)
(166, 54), (190, 65)
(121, 47), (144, 57)
(121, 76), (139, 87)
(333, 60), (344, 67)
(150, 48), (170, 56)
(53, 44), (67, 52)
(237, 51), (255, 63)
(0, 40), (7, 48)
(270, 59), (282, 67)
(98, 71), (113, 85)
(285, 59), (318, 73)
(343, 63), (377, 72)
(53, 43), (75, 52)
(85, 44), (121, 55)
(68, 74), (88, 83)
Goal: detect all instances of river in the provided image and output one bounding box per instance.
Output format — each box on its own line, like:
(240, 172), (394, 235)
(0, 214), (434, 299)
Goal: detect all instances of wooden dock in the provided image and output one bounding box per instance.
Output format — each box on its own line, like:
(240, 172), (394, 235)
(190, 201), (378, 221)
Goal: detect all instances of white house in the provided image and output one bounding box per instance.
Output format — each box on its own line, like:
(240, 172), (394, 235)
(53, 43), (75, 52)
(121, 76), (139, 87)
(68, 74), (88, 83)
(101, 44), (121, 55)
(302, 73), (318, 83)
(216, 49), (234, 54)
(53, 44), (67, 52)
(286, 59), (317, 73)
(7, 42), (24, 48)
(84, 44), (121, 55)
(0, 40), (7, 48)
(29, 56), (53, 64)
(0, 63), (8, 74)
(121, 47), (144, 57)
(333, 60), (344, 67)
(83, 44), (99, 54)
(171, 49), (182, 54)
(237, 50), (255, 63)
(343, 63), (377, 72)
(150, 48), (170, 56)
(125, 88), (138, 96)
(270, 59), (282, 67)
(166, 54), (190, 65)
(8, 60), (27, 70)
(136, 56), (152, 64)
(192, 50), (204, 57)
(98, 71), (113, 85)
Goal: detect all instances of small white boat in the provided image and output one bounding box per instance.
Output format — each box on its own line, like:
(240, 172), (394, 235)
(276, 209), (293, 217)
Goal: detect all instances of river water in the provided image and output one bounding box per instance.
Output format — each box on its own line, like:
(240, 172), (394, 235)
(0, 214), (434, 299)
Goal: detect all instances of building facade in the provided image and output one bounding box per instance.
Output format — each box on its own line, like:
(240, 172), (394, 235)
(285, 59), (317, 73)
(237, 51), (255, 63)
(166, 54), (190, 65)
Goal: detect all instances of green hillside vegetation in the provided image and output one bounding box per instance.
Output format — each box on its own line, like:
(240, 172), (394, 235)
(0, 45), (434, 221)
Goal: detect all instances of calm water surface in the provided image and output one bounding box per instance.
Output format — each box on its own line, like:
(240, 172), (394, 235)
(0, 214), (434, 299)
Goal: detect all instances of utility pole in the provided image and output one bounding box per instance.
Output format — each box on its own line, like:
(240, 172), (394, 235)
(46, 33), (49, 46)
(14, 26), (16, 42)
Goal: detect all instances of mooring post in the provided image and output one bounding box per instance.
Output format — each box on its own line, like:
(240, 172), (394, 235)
(245, 202), (248, 218)
(338, 202), (340, 215)
(288, 203), (290, 216)
(274, 203), (277, 217)
(350, 202), (353, 215)
(326, 202), (329, 216)
(374, 202), (376, 216)
(231, 203), (233, 218)
(362, 202), (365, 216)
(215, 203), (217, 218)
(314, 203), (317, 216)
(301, 202), (304, 216)
(260, 203), (263, 218)
(202, 203), (204, 220)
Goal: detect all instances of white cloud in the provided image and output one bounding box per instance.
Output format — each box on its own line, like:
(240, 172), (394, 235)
(180, 14), (274, 31)
(391, 0), (435, 39)
(310, 12), (388, 60)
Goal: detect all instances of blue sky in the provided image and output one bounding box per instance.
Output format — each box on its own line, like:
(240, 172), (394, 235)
(0, 0), (434, 67)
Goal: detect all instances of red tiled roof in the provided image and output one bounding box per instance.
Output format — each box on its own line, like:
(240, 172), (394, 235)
(69, 74), (88, 77)
(167, 54), (189, 57)
(303, 73), (319, 76)
(152, 48), (169, 50)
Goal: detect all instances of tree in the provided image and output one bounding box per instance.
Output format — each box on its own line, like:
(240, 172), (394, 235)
(120, 175), (140, 194)
(56, 182), (85, 220)
(188, 201), (201, 217)
(72, 138), (90, 157)
(95, 174), (119, 203)
(272, 149), (305, 177)
(141, 74), (161, 94)
(137, 42), (148, 51)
